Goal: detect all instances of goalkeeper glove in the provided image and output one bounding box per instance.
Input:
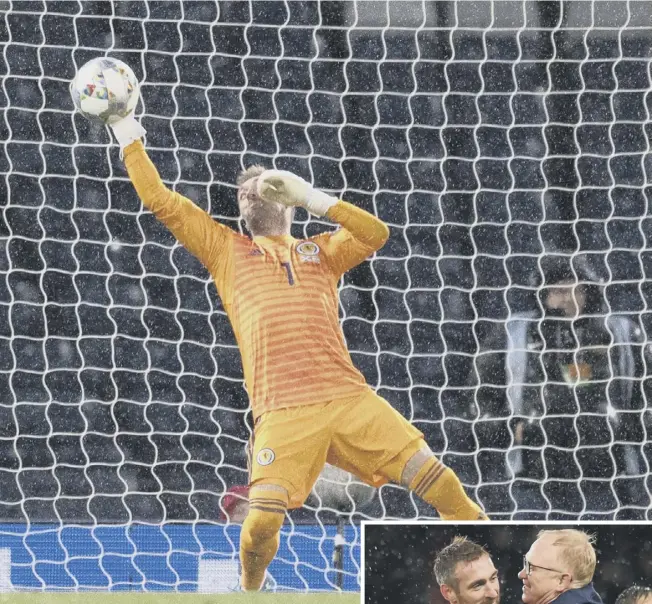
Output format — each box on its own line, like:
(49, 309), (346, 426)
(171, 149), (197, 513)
(110, 113), (146, 151)
(256, 170), (338, 217)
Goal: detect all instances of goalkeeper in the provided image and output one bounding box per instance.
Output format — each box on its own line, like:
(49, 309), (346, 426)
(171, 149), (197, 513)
(109, 113), (487, 591)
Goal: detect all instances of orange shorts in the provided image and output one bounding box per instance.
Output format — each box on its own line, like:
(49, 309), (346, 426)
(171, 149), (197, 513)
(248, 389), (424, 508)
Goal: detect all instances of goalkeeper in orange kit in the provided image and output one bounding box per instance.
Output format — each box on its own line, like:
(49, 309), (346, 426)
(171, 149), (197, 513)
(108, 108), (487, 591)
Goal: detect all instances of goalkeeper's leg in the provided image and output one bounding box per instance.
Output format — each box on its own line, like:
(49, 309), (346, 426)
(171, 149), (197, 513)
(327, 390), (487, 520)
(241, 402), (335, 591)
(380, 441), (488, 520)
(239, 483), (288, 591)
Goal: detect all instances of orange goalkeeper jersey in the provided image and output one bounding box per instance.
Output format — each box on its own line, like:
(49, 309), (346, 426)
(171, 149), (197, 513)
(124, 141), (389, 419)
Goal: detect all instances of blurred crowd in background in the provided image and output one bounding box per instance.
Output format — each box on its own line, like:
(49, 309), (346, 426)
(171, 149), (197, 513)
(0, 1), (651, 523)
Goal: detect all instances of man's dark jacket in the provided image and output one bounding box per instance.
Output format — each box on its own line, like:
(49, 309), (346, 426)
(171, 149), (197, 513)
(553, 583), (603, 604)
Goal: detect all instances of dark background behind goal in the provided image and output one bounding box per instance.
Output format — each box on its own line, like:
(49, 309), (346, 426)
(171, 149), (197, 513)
(0, 1), (650, 523)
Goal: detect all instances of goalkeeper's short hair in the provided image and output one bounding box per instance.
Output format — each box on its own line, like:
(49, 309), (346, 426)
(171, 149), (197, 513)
(433, 536), (490, 588)
(237, 165), (267, 186)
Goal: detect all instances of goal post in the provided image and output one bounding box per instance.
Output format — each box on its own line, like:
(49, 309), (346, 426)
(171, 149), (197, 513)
(0, 0), (651, 592)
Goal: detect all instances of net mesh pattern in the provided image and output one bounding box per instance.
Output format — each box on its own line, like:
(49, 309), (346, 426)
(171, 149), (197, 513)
(0, 0), (651, 590)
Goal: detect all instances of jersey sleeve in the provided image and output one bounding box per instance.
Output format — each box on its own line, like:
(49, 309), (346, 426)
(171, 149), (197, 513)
(317, 200), (390, 277)
(123, 140), (233, 279)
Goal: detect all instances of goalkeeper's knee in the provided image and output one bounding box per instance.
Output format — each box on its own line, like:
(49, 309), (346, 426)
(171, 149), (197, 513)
(240, 485), (288, 549)
(403, 449), (487, 521)
(239, 485), (288, 591)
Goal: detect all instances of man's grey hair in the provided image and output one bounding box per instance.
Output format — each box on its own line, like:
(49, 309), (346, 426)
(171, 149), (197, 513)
(536, 529), (596, 587)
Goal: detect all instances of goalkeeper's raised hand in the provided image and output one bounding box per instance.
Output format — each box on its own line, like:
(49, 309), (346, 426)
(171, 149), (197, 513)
(257, 170), (338, 217)
(109, 112), (146, 151)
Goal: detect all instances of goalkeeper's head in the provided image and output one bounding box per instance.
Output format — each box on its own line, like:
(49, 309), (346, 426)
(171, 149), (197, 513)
(237, 165), (293, 237)
(435, 536), (500, 604)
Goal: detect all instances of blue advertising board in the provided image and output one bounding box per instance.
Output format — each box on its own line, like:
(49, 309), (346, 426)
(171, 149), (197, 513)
(0, 523), (360, 592)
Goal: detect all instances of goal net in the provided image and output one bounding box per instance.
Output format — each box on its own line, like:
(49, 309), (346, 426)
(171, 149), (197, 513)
(1, 0), (651, 593)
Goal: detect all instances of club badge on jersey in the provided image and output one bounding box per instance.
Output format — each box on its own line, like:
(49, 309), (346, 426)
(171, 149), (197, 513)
(296, 241), (320, 264)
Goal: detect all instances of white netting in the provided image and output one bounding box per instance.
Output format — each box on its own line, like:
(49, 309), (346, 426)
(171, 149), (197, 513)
(0, 0), (651, 592)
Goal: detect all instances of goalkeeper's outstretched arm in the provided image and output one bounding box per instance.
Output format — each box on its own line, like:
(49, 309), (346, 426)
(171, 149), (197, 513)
(112, 117), (228, 271)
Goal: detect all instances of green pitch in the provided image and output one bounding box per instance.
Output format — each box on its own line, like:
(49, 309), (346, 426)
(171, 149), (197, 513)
(0, 593), (359, 604)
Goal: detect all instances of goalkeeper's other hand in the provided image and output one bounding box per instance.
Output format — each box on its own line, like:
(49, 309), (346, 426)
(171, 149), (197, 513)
(110, 112), (146, 151)
(257, 170), (338, 217)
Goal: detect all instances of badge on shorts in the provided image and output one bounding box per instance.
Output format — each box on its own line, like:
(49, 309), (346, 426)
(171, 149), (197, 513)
(257, 448), (275, 466)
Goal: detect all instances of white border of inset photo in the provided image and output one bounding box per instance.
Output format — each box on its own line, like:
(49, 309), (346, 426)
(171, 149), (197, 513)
(361, 520), (652, 604)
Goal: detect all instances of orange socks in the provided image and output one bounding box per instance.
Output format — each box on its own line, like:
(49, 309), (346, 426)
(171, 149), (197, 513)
(410, 457), (487, 520)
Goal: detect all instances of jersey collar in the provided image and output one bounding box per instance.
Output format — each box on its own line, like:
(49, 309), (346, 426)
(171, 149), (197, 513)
(253, 235), (297, 244)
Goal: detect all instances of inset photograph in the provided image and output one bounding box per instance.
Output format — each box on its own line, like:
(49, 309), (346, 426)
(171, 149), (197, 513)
(364, 523), (652, 604)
